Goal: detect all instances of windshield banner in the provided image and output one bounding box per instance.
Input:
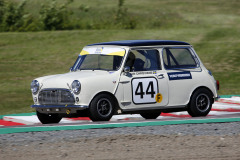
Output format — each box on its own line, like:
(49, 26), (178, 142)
(80, 47), (125, 56)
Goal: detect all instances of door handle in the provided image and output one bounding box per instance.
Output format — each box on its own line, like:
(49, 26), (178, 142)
(119, 80), (130, 83)
(157, 74), (164, 79)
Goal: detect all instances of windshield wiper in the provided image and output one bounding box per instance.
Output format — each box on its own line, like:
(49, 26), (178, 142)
(78, 68), (94, 71)
(93, 68), (110, 71)
(79, 68), (110, 71)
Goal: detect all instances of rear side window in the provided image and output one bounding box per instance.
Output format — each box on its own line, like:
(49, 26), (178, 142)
(162, 48), (198, 69)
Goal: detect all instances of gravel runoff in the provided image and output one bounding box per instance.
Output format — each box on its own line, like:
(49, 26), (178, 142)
(1, 122), (240, 160)
(1, 122), (240, 146)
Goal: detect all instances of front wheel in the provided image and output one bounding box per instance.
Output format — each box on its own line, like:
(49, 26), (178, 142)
(89, 94), (115, 121)
(187, 88), (213, 117)
(140, 111), (161, 119)
(36, 111), (62, 124)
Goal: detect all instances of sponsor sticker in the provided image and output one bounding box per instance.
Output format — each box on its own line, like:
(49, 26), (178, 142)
(66, 109), (71, 114)
(155, 93), (163, 103)
(131, 71), (155, 75)
(80, 47), (125, 56)
(168, 71), (192, 80)
(95, 47), (104, 54)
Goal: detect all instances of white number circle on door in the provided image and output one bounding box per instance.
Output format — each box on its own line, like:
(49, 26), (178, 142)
(132, 77), (158, 104)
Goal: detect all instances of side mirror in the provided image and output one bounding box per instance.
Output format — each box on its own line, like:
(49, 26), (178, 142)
(124, 66), (130, 73)
(70, 67), (73, 72)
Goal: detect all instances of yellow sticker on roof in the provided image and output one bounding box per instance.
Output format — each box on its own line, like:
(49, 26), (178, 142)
(80, 47), (125, 56)
(107, 51), (125, 56)
(80, 50), (90, 55)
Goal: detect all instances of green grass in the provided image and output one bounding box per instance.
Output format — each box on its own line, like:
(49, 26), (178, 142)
(6, 0), (240, 30)
(0, 0), (239, 115)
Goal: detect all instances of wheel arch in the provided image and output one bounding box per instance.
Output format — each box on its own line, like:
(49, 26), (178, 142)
(89, 91), (120, 113)
(189, 86), (214, 105)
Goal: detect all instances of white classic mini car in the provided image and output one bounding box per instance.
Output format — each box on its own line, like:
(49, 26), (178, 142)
(31, 40), (219, 124)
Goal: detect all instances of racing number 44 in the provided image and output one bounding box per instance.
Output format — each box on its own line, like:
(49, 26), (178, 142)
(135, 81), (155, 99)
(132, 78), (158, 104)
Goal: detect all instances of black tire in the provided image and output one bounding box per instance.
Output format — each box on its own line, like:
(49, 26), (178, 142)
(89, 94), (115, 121)
(140, 111), (161, 119)
(36, 111), (62, 124)
(187, 88), (213, 117)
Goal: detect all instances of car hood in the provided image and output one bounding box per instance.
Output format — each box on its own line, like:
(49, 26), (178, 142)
(36, 70), (118, 89)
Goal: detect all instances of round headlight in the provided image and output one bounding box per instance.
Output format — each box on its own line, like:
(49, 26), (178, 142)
(71, 80), (81, 94)
(31, 80), (39, 94)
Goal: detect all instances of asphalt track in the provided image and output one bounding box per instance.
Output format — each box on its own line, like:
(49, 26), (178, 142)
(1, 113), (240, 134)
(1, 96), (239, 134)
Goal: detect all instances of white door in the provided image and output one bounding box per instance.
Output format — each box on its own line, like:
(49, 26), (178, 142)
(118, 49), (169, 110)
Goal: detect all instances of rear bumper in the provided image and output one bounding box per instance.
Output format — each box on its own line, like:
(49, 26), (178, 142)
(214, 95), (220, 101)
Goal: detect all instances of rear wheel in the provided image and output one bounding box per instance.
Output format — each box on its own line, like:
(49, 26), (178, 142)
(36, 111), (62, 124)
(187, 88), (213, 117)
(89, 94), (115, 121)
(140, 111), (161, 119)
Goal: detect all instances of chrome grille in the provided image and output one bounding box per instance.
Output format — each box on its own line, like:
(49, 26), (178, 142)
(38, 89), (75, 105)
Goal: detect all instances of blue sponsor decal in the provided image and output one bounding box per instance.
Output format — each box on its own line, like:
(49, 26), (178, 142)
(168, 71), (192, 80)
(95, 47), (104, 54)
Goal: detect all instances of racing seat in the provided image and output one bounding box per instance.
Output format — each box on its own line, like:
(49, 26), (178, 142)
(133, 58), (145, 71)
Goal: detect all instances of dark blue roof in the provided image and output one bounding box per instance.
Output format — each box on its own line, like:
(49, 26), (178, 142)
(88, 40), (190, 46)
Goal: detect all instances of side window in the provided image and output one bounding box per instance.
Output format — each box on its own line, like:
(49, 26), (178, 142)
(125, 49), (161, 71)
(162, 48), (198, 69)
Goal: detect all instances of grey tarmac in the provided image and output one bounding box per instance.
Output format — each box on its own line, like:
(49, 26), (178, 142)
(1, 122), (240, 159)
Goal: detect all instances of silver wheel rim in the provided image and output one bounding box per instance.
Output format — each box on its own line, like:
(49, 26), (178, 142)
(97, 98), (112, 117)
(196, 93), (210, 112)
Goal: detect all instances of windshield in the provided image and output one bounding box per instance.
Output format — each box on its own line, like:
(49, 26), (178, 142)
(71, 47), (125, 71)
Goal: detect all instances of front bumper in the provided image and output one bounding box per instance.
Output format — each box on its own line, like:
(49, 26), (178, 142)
(31, 105), (88, 114)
